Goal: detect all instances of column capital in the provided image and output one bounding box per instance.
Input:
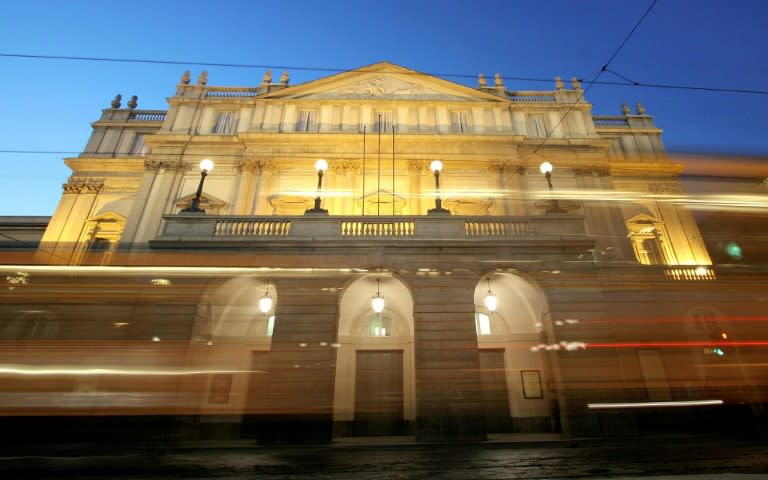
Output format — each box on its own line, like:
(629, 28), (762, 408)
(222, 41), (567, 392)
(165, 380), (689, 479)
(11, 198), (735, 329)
(144, 159), (183, 172)
(236, 158), (266, 173)
(406, 159), (425, 173)
(329, 159), (360, 174)
(62, 178), (105, 194)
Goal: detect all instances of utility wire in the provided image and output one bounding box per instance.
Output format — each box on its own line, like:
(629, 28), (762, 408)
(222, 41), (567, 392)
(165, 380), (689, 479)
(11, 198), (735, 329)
(1, 47), (766, 96)
(533, 0), (658, 155)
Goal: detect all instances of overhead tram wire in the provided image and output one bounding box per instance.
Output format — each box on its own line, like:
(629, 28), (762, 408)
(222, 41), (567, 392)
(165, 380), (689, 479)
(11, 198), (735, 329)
(1, 51), (766, 96)
(533, 0), (658, 156)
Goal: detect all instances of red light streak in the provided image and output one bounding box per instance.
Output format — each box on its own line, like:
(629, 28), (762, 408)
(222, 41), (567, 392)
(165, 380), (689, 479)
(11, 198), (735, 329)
(587, 340), (768, 349)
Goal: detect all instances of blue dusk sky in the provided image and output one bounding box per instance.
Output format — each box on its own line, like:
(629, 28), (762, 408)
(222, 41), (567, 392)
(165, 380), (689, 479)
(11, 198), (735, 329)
(0, 0), (766, 216)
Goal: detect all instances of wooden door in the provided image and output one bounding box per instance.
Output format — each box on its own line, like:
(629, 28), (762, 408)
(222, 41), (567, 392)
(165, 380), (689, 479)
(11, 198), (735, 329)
(479, 349), (512, 432)
(353, 350), (404, 435)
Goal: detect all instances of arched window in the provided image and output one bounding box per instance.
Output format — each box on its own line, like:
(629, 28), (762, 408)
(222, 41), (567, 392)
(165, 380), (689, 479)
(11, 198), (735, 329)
(368, 314), (392, 337)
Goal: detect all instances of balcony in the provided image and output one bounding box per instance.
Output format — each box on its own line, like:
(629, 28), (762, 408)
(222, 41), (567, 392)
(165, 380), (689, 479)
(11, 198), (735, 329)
(151, 214), (590, 248)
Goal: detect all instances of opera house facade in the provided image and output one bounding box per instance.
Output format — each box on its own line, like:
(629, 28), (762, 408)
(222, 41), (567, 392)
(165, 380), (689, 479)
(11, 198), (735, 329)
(1, 62), (765, 444)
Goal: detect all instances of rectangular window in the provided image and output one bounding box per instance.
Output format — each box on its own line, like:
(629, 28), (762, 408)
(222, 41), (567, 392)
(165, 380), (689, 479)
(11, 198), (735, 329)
(526, 114), (548, 138)
(130, 133), (149, 155)
(295, 110), (316, 132)
(475, 312), (492, 335)
(369, 314), (392, 337)
(213, 112), (235, 134)
(374, 112), (393, 133)
(450, 111), (469, 133)
(267, 315), (275, 336)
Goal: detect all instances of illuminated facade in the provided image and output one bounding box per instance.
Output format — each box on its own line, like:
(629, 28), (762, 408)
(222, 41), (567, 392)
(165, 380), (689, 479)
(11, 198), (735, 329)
(2, 62), (766, 443)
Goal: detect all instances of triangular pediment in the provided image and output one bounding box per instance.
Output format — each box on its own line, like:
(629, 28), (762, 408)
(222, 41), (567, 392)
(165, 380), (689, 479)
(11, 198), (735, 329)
(260, 62), (507, 102)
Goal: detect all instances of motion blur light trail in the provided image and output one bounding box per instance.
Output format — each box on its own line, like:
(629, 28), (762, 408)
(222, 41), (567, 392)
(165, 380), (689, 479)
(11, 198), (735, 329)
(587, 340), (768, 348)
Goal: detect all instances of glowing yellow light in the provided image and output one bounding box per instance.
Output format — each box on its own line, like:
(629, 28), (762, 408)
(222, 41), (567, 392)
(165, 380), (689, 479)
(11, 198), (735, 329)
(199, 158), (214, 172)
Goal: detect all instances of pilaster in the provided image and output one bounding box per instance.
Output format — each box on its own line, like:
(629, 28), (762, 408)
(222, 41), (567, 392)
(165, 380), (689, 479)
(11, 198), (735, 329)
(259, 277), (341, 443)
(406, 274), (486, 441)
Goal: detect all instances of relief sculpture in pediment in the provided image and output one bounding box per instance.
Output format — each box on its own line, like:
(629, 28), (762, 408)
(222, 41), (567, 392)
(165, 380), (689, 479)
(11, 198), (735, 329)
(303, 75), (468, 100)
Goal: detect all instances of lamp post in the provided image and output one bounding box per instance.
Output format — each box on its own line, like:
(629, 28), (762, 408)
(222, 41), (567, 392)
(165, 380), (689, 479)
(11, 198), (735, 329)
(539, 161), (565, 213)
(182, 159), (214, 213)
(427, 159), (450, 215)
(305, 158), (329, 215)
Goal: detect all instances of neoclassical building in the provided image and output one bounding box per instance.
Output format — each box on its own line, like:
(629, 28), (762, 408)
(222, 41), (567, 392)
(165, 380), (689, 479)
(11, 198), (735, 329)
(1, 62), (765, 443)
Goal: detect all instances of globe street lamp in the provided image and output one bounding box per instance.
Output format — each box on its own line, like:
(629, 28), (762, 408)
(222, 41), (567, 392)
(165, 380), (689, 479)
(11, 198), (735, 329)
(182, 159), (214, 213)
(427, 159), (450, 215)
(539, 161), (565, 213)
(305, 158), (329, 215)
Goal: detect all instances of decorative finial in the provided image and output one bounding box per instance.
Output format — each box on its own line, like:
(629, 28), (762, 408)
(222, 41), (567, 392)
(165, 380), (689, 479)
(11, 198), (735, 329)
(621, 103), (631, 115)
(635, 102), (646, 115)
(180, 70), (191, 84)
(494, 73), (504, 88)
(571, 77), (582, 90)
(555, 76), (564, 90)
(279, 71), (289, 85)
(478, 73), (487, 88)
(262, 69), (272, 85)
(127, 95), (138, 109)
(110, 94), (122, 109)
(197, 70), (208, 86)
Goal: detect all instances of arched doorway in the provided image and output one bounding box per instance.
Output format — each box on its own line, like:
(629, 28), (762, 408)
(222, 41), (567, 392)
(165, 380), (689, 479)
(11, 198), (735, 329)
(334, 274), (415, 436)
(474, 271), (553, 433)
(186, 276), (276, 439)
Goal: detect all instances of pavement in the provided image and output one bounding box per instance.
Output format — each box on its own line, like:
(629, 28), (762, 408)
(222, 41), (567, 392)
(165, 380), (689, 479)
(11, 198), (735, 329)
(0, 433), (766, 479)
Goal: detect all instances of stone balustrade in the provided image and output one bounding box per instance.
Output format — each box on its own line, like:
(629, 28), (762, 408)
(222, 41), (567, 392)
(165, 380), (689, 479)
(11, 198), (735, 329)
(592, 116), (630, 127)
(153, 214), (587, 245)
(127, 110), (167, 121)
(205, 87), (261, 98)
(507, 91), (557, 103)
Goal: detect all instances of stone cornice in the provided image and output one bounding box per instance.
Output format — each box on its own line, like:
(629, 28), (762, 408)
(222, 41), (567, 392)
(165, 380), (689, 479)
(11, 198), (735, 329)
(610, 162), (684, 177)
(65, 157), (146, 173)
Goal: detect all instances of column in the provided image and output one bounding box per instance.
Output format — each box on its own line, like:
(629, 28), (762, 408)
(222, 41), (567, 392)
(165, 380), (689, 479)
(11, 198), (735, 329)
(232, 159), (264, 215)
(38, 179), (105, 264)
(122, 160), (184, 246)
(330, 159), (360, 215)
(575, 168), (633, 262)
(253, 164), (278, 215)
(407, 160), (424, 216)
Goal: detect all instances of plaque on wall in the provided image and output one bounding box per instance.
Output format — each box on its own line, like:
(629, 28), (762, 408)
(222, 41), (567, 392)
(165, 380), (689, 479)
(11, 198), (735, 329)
(521, 370), (543, 399)
(208, 373), (233, 404)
